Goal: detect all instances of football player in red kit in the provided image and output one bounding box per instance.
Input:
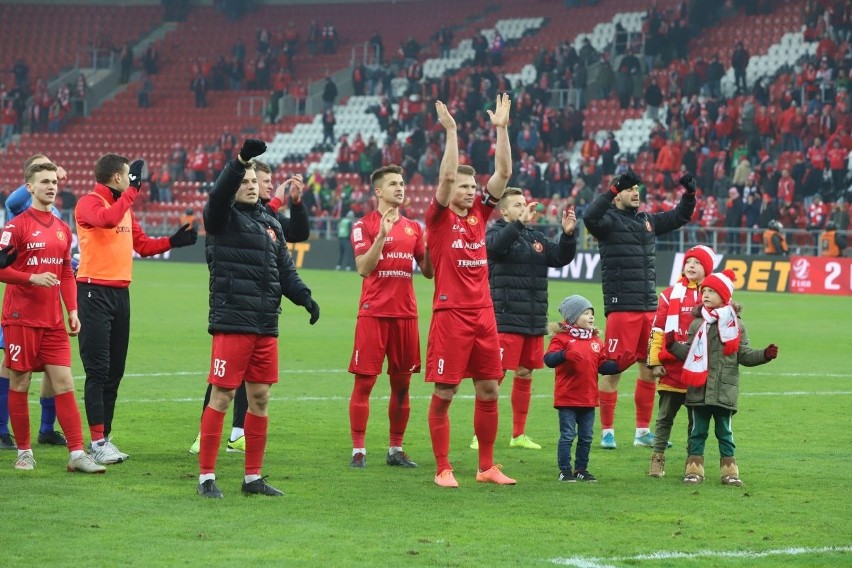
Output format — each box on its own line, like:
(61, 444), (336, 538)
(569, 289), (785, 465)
(0, 162), (104, 473)
(425, 94), (517, 487)
(347, 164), (433, 469)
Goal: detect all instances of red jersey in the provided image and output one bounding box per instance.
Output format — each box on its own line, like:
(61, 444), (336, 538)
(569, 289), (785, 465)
(351, 211), (425, 318)
(425, 195), (494, 310)
(0, 208), (75, 329)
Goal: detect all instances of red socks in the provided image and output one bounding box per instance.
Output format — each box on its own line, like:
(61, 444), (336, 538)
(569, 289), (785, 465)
(474, 398), (498, 471)
(510, 377), (531, 438)
(348, 374), (376, 447)
(8, 390), (30, 451)
(388, 373), (411, 448)
(428, 395), (451, 474)
(244, 412), (268, 476)
(199, 406), (225, 474)
(53, 391), (84, 452)
(634, 379), (657, 429)
(89, 423), (105, 443)
(599, 390), (618, 430)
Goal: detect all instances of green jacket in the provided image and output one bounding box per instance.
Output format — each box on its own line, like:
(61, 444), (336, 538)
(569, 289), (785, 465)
(670, 314), (769, 413)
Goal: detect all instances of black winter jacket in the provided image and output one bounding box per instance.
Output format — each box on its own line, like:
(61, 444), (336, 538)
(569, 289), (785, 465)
(488, 219), (577, 335)
(204, 160), (312, 336)
(584, 190), (694, 314)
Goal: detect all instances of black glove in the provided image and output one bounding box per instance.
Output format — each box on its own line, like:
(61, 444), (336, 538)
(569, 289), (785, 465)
(0, 246), (17, 268)
(679, 173), (696, 195)
(763, 344), (778, 361)
(304, 298), (320, 325)
(238, 139), (267, 163)
(169, 223), (198, 248)
(129, 159), (145, 190)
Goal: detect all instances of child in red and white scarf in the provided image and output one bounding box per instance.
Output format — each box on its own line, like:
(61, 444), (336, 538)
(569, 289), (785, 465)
(646, 245), (716, 478)
(666, 269), (778, 487)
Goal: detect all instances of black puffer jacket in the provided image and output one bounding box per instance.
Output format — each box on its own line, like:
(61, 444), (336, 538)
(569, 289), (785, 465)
(204, 160), (312, 336)
(488, 219), (577, 334)
(584, 190), (694, 314)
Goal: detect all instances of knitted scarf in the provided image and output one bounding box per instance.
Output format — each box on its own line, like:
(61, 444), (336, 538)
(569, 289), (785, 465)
(659, 276), (689, 363)
(560, 322), (594, 339)
(681, 305), (740, 387)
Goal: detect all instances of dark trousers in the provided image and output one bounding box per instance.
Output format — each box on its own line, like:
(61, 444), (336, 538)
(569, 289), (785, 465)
(687, 405), (736, 458)
(78, 283), (130, 438)
(556, 407), (595, 473)
(653, 390), (693, 453)
(201, 382), (248, 430)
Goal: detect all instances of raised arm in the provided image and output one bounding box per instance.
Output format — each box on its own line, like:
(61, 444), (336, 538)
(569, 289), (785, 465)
(486, 93), (512, 200)
(435, 100), (458, 207)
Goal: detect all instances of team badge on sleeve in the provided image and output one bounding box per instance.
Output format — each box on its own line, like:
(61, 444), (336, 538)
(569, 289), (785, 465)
(0, 231), (11, 246)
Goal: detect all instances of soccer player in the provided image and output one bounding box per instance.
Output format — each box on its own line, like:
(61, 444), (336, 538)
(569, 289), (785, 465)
(189, 160), (310, 455)
(583, 170), (696, 449)
(0, 154), (69, 450)
(347, 164), (433, 469)
(75, 154), (198, 465)
(0, 162), (104, 473)
(472, 187), (577, 451)
(425, 94), (516, 488)
(197, 139), (320, 498)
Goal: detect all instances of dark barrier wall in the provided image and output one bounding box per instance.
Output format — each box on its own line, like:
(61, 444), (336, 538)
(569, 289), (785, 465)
(138, 242), (852, 295)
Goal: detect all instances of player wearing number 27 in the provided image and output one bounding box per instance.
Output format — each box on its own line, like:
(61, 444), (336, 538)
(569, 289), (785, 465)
(0, 162), (104, 473)
(425, 94), (517, 488)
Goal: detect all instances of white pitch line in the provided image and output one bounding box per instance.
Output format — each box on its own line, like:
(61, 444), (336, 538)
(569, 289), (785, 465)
(53, 368), (852, 380)
(101, 390), (852, 404)
(549, 545), (852, 567)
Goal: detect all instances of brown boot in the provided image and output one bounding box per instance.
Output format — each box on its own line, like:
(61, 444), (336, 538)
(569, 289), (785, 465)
(720, 457), (743, 486)
(682, 455), (705, 484)
(648, 452), (665, 478)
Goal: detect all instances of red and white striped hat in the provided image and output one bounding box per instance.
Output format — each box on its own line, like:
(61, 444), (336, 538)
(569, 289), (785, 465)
(700, 269), (736, 305)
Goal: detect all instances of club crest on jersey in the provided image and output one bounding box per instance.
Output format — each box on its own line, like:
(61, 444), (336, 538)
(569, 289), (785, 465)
(56, 231), (66, 240)
(644, 219), (652, 232)
(266, 228), (277, 241)
(404, 226), (414, 236)
(533, 242), (543, 253)
(467, 216), (478, 226)
(591, 342), (601, 352)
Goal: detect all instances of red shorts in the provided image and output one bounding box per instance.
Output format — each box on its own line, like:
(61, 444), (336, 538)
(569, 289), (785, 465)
(2, 325), (71, 372)
(349, 317), (421, 375)
(425, 308), (503, 384)
(498, 333), (544, 371)
(208, 333), (278, 389)
(603, 311), (654, 372)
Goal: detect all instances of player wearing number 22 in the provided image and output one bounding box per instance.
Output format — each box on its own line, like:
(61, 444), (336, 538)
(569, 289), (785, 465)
(0, 162), (104, 473)
(197, 139), (320, 499)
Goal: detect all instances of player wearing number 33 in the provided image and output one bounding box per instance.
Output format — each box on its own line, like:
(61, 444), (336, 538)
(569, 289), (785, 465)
(197, 139), (320, 499)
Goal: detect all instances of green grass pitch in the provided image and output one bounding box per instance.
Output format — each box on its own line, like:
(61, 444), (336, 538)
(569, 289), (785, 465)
(1, 262), (850, 567)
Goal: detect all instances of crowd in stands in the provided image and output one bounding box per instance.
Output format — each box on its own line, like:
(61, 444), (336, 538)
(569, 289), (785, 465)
(2, 0), (850, 256)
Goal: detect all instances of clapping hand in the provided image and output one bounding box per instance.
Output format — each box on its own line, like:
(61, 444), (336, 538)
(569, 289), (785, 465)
(562, 206), (577, 234)
(435, 101), (457, 131)
(487, 93), (511, 128)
